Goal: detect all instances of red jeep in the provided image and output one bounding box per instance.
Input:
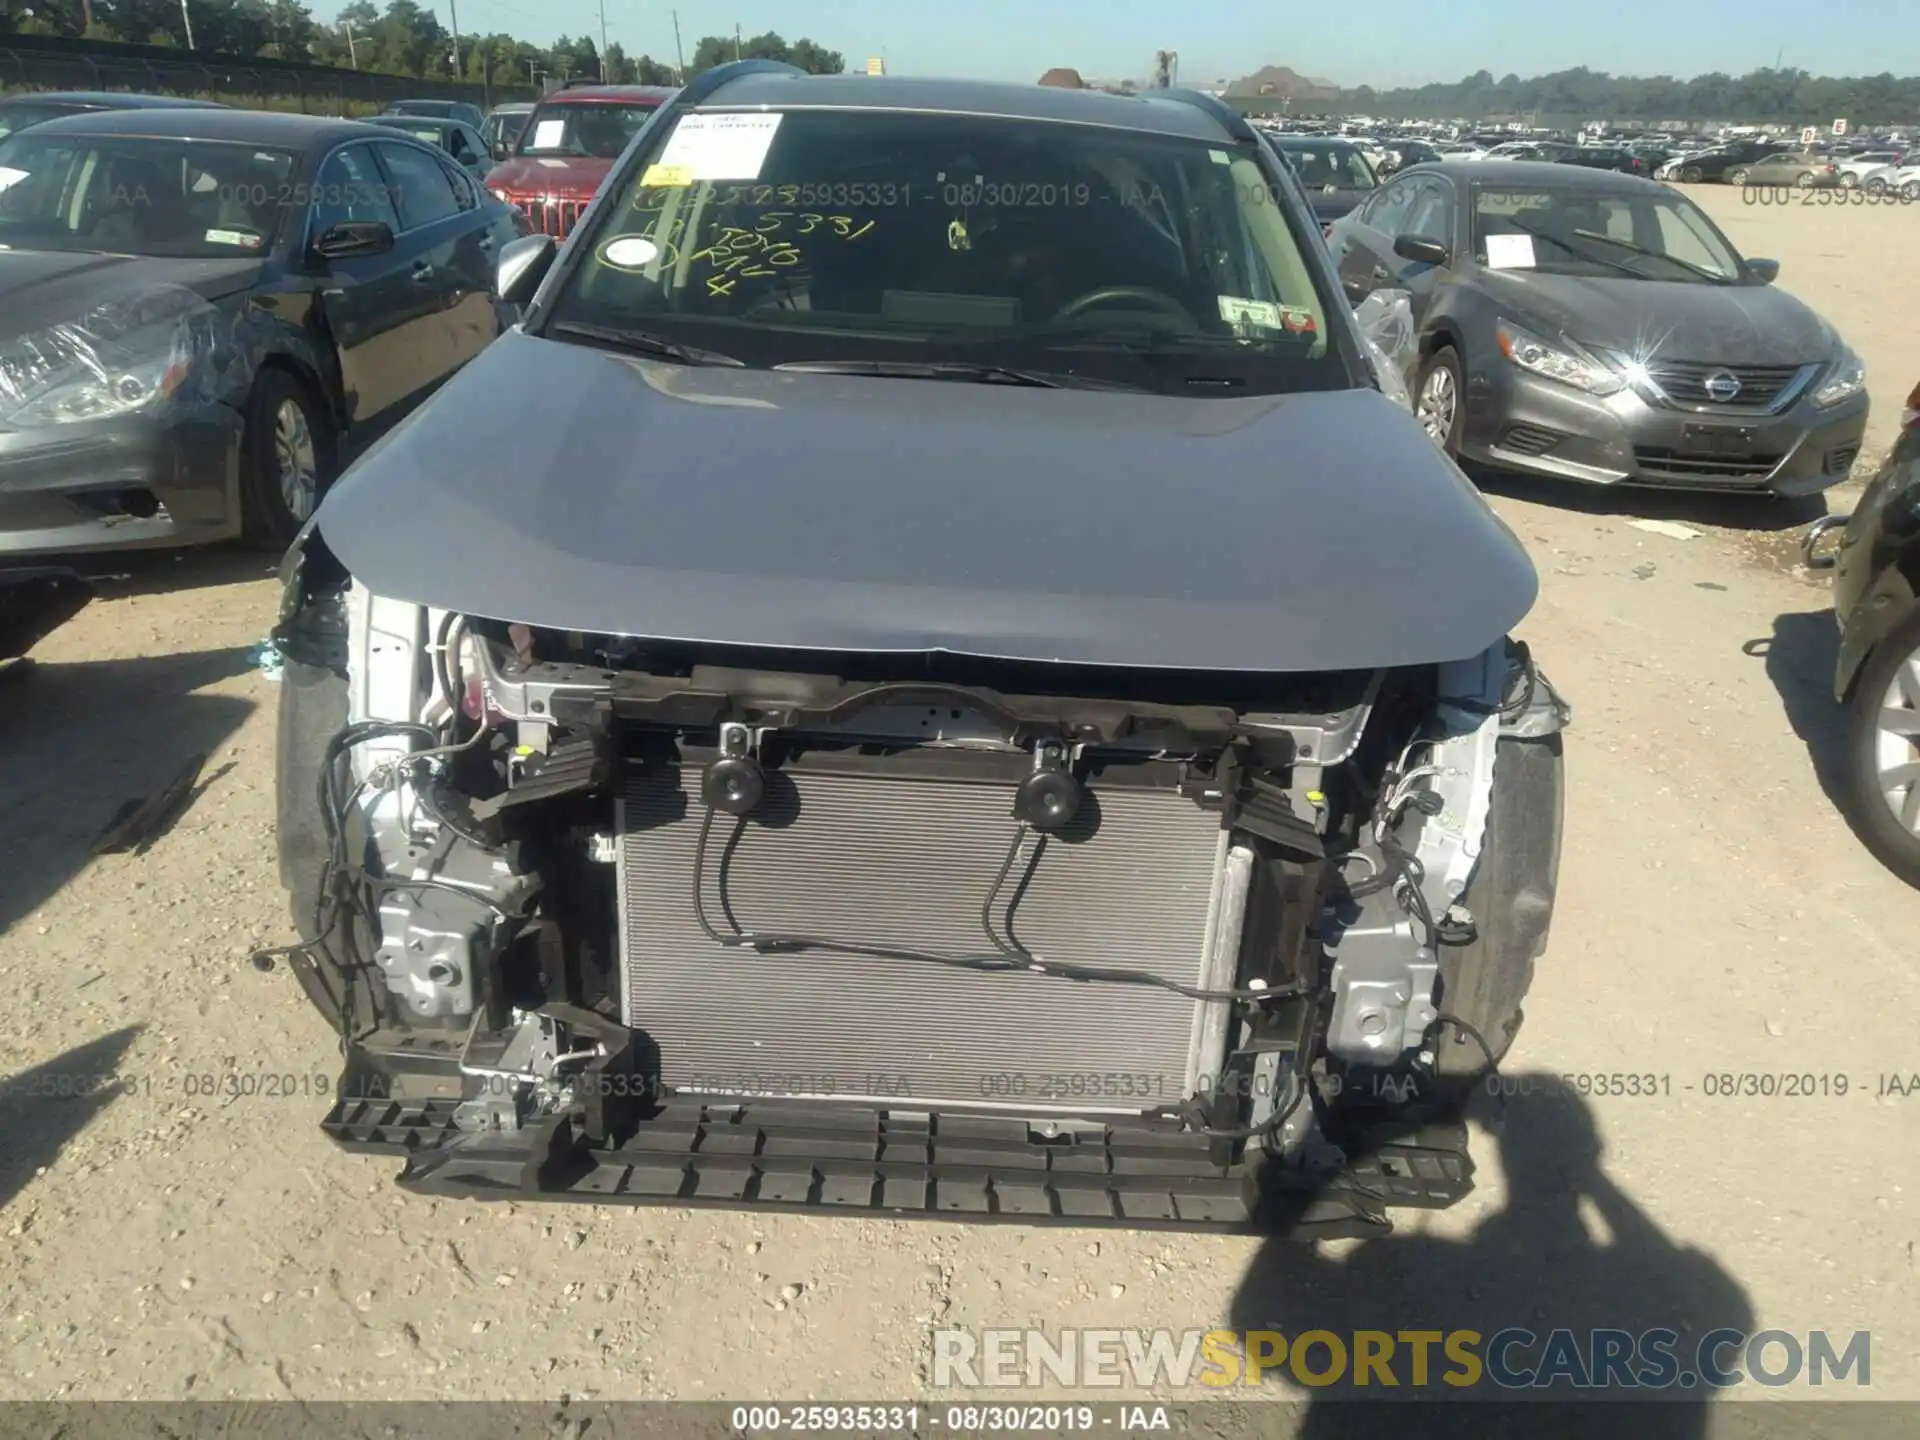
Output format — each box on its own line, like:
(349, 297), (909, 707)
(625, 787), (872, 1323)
(486, 82), (677, 238)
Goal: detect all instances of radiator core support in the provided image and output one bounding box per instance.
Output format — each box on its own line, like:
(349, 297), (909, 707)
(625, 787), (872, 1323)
(615, 758), (1236, 1112)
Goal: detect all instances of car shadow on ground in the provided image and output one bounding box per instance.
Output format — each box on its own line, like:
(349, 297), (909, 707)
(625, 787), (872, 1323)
(1470, 464), (1832, 533)
(0, 1026), (141, 1209)
(0, 645), (257, 937)
(1229, 1081), (1754, 1437)
(1745, 609), (1849, 806)
(23, 544), (282, 601)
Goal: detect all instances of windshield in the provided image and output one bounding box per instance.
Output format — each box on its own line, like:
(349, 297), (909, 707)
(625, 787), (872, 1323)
(516, 102), (660, 159)
(1472, 186), (1743, 283)
(0, 134), (294, 258)
(546, 108), (1347, 397)
(1279, 142), (1376, 190)
(0, 101), (88, 142)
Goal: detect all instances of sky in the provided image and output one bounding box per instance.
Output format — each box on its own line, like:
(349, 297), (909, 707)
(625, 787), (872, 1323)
(321, 0), (1920, 89)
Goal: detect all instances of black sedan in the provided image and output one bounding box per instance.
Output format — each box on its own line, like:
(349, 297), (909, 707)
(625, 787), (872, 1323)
(366, 113), (496, 183)
(0, 107), (520, 556)
(1805, 379), (1920, 886)
(0, 91), (225, 141)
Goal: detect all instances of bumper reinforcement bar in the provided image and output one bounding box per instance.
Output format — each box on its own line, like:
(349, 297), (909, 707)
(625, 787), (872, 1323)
(322, 1094), (1472, 1238)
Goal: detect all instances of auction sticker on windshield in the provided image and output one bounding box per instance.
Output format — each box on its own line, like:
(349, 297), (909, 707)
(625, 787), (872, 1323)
(0, 166), (27, 193)
(529, 118), (566, 150)
(1484, 233), (1536, 269)
(652, 113), (783, 181)
(600, 235), (660, 269)
(1218, 296), (1284, 329)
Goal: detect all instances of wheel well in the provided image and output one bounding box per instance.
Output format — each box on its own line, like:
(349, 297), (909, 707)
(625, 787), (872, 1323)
(256, 357), (339, 445)
(1420, 328), (1461, 361)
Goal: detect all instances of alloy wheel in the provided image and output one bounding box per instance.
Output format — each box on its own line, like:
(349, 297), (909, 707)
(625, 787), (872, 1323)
(1417, 365), (1456, 446)
(274, 398), (320, 522)
(1795, 171), (1815, 189)
(1874, 645), (1920, 836)
(1904, 180), (1920, 202)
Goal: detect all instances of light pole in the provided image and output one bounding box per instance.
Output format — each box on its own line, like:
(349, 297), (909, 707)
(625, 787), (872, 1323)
(179, 0), (194, 49)
(446, 0), (463, 84)
(597, 0), (609, 79)
(734, 23), (741, 62)
(343, 20), (357, 68)
(671, 9), (686, 81)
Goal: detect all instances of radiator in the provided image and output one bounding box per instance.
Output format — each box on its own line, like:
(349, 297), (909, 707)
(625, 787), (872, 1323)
(615, 763), (1233, 1112)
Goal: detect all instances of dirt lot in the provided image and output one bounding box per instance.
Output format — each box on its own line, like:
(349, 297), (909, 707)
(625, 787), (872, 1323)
(3, 186), (1919, 1417)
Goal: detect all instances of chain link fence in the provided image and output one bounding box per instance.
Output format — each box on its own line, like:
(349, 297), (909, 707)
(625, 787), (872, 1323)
(0, 33), (534, 116)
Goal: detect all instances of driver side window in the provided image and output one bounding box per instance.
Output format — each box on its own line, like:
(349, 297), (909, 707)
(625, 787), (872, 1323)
(311, 143), (399, 239)
(1402, 180), (1452, 243)
(1362, 178), (1418, 235)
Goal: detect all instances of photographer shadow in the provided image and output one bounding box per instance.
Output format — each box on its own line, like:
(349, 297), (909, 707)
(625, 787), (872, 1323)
(1231, 1078), (1755, 1438)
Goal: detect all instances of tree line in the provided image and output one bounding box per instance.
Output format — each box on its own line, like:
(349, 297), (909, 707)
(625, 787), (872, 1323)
(1339, 66), (1920, 125)
(0, 0), (845, 89)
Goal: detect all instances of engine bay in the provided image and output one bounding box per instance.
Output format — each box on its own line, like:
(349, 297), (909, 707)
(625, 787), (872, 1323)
(270, 543), (1567, 1236)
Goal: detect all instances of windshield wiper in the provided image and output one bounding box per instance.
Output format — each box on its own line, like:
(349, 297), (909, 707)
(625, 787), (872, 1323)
(775, 358), (1139, 390)
(548, 321), (745, 367)
(1569, 228), (1733, 283)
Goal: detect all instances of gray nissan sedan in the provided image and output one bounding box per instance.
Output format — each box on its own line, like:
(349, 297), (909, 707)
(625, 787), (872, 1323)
(1328, 161), (1870, 495)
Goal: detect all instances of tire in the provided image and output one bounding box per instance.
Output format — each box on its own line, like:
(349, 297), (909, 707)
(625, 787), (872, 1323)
(1840, 171), (1860, 189)
(1795, 170), (1816, 189)
(1842, 604), (1920, 889)
(240, 368), (335, 551)
(1679, 164), (1703, 183)
(1866, 175), (1888, 194)
(1414, 345), (1464, 457)
(1727, 166), (1749, 187)
(1904, 180), (1920, 202)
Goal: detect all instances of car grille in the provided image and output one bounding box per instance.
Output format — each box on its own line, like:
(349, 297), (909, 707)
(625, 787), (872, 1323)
(1498, 423), (1570, 456)
(510, 196), (589, 237)
(1640, 360), (1812, 410)
(1632, 446), (1783, 481)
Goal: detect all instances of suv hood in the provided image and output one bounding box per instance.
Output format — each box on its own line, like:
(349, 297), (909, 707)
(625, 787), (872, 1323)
(314, 329), (1537, 673)
(485, 156), (611, 198)
(1479, 269), (1835, 364)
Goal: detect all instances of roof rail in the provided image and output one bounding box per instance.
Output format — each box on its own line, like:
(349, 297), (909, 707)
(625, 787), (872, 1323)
(1152, 87), (1258, 143)
(673, 58), (805, 107)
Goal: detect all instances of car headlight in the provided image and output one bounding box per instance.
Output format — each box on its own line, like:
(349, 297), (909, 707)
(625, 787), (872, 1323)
(1812, 345), (1866, 408)
(1495, 319), (1624, 396)
(490, 187), (512, 203)
(1, 340), (190, 428)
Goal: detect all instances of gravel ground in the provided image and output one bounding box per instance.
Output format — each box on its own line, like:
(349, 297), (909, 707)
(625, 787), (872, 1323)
(3, 186), (1918, 1419)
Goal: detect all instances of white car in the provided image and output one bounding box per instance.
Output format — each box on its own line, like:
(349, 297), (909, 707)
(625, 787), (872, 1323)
(1836, 150), (1906, 187)
(1861, 161), (1920, 198)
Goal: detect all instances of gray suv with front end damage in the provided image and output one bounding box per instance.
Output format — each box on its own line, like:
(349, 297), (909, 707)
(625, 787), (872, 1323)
(269, 63), (1570, 1238)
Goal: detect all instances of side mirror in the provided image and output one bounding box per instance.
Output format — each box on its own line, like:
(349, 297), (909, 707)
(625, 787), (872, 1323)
(1743, 256), (1780, 285)
(312, 219), (394, 260)
(1393, 233), (1449, 267)
(493, 141), (512, 162)
(496, 232), (558, 307)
